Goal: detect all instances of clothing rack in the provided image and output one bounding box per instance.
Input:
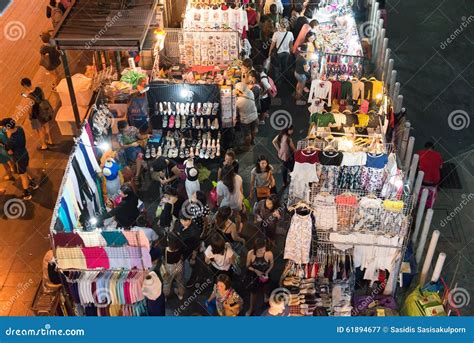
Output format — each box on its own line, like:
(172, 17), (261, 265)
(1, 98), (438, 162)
(296, 138), (395, 155)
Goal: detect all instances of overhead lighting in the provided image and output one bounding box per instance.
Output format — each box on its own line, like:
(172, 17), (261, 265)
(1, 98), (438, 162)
(98, 142), (111, 151)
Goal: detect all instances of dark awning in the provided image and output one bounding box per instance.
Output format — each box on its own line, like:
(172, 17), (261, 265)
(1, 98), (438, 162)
(52, 0), (157, 51)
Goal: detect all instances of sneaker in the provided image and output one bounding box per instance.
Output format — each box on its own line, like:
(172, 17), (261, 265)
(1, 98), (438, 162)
(29, 181), (39, 190)
(22, 190), (32, 200)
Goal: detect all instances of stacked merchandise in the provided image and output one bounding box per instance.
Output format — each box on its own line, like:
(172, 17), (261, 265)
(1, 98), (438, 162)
(281, 262), (319, 316)
(146, 82), (223, 160)
(49, 124), (152, 317)
(180, 31), (240, 67)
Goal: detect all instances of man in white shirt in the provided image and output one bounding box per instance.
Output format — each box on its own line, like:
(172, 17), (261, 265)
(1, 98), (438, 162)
(268, 18), (294, 85)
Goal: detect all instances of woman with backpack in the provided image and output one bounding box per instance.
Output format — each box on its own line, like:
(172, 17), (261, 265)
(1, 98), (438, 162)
(21, 78), (54, 151)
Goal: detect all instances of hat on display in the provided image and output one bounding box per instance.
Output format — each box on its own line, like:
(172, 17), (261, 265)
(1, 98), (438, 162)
(142, 271), (162, 300)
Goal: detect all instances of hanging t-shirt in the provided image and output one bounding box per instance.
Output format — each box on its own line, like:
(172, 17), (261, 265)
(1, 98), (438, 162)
(315, 113), (336, 127)
(356, 113), (370, 127)
(341, 152), (367, 166)
(344, 113), (359, 127)
(366, 153), (388, 169)
(318, 151), (343, 166)
(332, 112), (347, 127)
(294, 149), (319, 164)
(290, 162), (319, 200)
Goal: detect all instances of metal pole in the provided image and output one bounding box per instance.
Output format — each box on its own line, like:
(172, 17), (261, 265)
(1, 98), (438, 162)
(60, 51), (81, 129)
(391, 80), (400, 102)
(114, 51), (122, 75)
(383, 56), (395, 83)
(431, 252), (446, 283)
(371, 2), (379, 43)
(412, 171), (425, 205)
(416, 209), (434, 264)
(407, 153), (419, 189)
(404, 136), (416, 171)
(104, 51), (111, 68)
(395, 94), (404, 113)
(378, 37), (388, 78)
(412, 188), (429, 245)
(419, 230), (440, 286)
(96, 51), (103, 71)
(399, 121), (411, 160)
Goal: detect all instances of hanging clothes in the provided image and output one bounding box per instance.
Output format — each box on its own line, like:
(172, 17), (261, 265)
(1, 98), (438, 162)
(290, 163), (319, 201)
(352, 197), (383, 232)
(314, 193), (337, 230)
(284, 212), (314, 264)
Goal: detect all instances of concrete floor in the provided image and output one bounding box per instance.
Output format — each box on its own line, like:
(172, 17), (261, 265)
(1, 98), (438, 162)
(0, 0), (472, 316)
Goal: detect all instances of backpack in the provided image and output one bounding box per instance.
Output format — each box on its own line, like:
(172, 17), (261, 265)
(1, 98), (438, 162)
(262, 75), (278, 98)
(29, 91), (54, 123)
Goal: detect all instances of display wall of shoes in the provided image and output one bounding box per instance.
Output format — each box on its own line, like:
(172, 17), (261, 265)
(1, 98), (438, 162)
(144, 130), (222, 160)
(151, 101), (220, 130)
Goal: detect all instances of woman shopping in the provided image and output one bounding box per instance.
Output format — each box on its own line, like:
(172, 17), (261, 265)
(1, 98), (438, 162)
(272, 125), (296, 188)
(253, 194), (282, 245)
(249, 155), (276, 202)
(161, 233), (185, 301)
(217, 165), (244, 232)
(206, 274), (243, 316)
(204, 233), (236, 280)
(245, 238), (274, 316)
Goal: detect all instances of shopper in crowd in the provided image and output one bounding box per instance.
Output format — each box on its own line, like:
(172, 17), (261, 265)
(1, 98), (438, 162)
(417, 141), (443, 186)
(249, 155), (276, 202)
(39, 31), (62, 84)
(161, 233), (185, 301)
(157, 186), (183, 232)
(174, 212), (201, 284)
(150, 155), (181, 190)
(0, 124), (14, 182)
(204, 233), (236, 279)
(246, 3), (261, 40)
(213, 206), (246, 252)
(241, 58), (254, 84)
(289, 4), (304, 32)
(294, 43), (310, 105)
(117, 120), (147, 186)
(217, 165), (244, 232)
(268, 4), (281, 27)
(246, 70), (263, 124)
(292, 11), (309, 39)
(268, 18), (294, 85)
(234, 82), (259, 151)
(259, 15), (276, 56)
(20, 78), (53, 151)
(2, 118), (39, 200)
(261, 294), (289, 316)
(253, 194), (282, 245)
(245, 238), (274, 316)
(264, 0), (283, 15)
(272, 125), (296, 188)
(294, 21), (319, 54)
(207, 274), (243, 316)
(99, 183), (140, 229)
(255, 65), (272, 121)
(217, 149), (239, 181)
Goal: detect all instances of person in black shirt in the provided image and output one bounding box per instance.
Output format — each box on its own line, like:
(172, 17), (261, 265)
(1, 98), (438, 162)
(2, 118), (39, 200)
(158, 186), (183, 231)
(161, 233), (185, 300)
(150, 156), (181, 190)
(217, 149), (240, 181)
(99, 184), (140, 229)
(20, 78), (53, 151)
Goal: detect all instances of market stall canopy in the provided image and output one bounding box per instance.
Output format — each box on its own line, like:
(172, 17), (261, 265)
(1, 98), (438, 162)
(52, 0), (158, 51)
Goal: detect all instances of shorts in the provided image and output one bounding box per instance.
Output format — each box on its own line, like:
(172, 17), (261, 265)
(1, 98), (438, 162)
(294, 72), (308, 85)
(124, 146), (143, 164)
(15, 156), (29, 175)
(241, 120), (258, 136)
(261, 97), (271, 113)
